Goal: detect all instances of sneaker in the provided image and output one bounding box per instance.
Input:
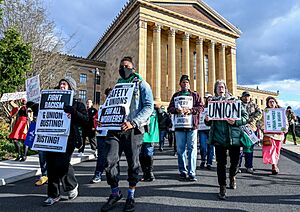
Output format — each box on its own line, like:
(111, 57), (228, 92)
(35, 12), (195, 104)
(218, 186), (227, 200)
(101, 193), (123, 212)
(238, 168), (242, 173)
(229, 176), (237, 189)
(68, 184), (78, 200)
(206, 165), (212, 170)
(44, 196), (61, 206)
(246, 168), (254, 174)
(188, 175), (197, 181)
(179, 173), (188, 181)
(200, 162), (205, 169)
(124, 198), (135, 212)
(35, 176), (48, 186)
(90, 174), (101, 184)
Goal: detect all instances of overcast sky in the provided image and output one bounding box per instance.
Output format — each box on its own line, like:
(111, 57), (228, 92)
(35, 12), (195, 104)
(44, 0), (300, 111)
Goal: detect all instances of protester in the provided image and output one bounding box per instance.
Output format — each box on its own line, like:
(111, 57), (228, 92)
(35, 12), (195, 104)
(140, 106), (159, 182)
(199, 93), (214, 170)
(44, 76), (88, 206)
(90, 87), (112, 184)
(9, 98), (29, 161)
(78, 99), (98, 155)
(205, 80), (248, 200)
(157, 105), (172, 151)
(100, 56), (153, 212)
(261, 96), (288, 175)
(283, 106), (297, 145)
(238, 91), (262, 174)
(168, 75), (203, 181)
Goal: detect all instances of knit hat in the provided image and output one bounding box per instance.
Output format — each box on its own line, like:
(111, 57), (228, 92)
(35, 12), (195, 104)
(179, 75), (190, 83)
(241, 91), (250, 97)
(59, 76), (77, 94)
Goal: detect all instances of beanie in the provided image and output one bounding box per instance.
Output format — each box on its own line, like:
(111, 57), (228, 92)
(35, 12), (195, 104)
(179, 75), (190, 83)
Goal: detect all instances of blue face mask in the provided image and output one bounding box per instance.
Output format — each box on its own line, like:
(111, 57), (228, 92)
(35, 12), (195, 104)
(119, 66), (133, 79)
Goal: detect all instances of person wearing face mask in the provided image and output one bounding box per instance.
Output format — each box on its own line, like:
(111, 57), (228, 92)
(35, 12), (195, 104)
(204, 80), (248, 200)
(100, 56), (153, 212)
(167, 75), (203, 182)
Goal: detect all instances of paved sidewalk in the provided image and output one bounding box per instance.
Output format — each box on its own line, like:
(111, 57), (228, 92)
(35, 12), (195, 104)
(0, 141), (299, 187)
(0, 147), (96, 186)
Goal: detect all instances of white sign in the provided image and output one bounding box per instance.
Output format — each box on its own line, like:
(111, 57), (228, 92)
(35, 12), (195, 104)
(26, 75), (41, 103)
(0, 92), (26, 102)
(174, 96), (193, 128)
(208, 100), (241, 120)
(263, 108), (287, 133)
(32, 134), (68, 153)
(240, 124), (259, 144)
(99, 83), (135, 130)
(198, 108), (210, 130)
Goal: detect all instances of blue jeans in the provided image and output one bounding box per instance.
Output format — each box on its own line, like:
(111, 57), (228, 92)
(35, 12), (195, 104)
(159, 130), (167, 148)
(95, 136), (105, 176)
(38, 151), (47, 176)
(140, 143), (155, 157)
(175, 130), (198, 177)
(199, 130), (214, 165)
(239, 149), (254, 168)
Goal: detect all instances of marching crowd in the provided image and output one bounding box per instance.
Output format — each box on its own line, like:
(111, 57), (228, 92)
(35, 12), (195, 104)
(5, 56), (298, 211)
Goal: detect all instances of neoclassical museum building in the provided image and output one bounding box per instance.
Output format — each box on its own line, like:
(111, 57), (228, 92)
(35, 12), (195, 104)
(87, 0), (278, 107)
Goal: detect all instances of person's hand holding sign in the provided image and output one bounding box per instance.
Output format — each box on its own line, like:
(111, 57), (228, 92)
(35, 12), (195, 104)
(121, 121), (134, 131)
(226, 118), (235, 125)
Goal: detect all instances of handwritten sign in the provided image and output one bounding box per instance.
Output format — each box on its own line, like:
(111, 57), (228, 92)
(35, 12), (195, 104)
(240, 124), (259, 144)
(208, 100), (241, 120)
(174, 96), (193, 128)
(0, 92), (26, 102)
(99, 83), (135, 130)
(26, 75), (41, 103)
(263, 108), (287, 133)
(198, 108), (210, 130)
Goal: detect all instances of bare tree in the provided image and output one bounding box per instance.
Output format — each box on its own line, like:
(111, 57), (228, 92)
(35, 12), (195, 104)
(0, 0), (77, 89)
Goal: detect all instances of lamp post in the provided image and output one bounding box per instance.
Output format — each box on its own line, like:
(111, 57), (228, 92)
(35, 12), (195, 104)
(91, 68), (100, 103)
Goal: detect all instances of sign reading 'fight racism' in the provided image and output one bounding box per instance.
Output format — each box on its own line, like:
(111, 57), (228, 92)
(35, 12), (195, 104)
(208, 100), (241, 120)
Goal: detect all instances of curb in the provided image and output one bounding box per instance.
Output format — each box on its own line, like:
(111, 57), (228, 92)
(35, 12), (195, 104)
(281, 146), (300, 160)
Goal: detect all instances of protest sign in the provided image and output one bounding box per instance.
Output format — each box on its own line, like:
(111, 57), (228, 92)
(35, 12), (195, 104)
(26, 75), (41, 103)
(208, 100), (241, 120)
(0, 92), (26, 102)
(35, 90), (73, 135)
(263, 108), (287, 133)
(99, 83), (135, 130)
(240, 124), (259, 144)
(198, 108), (210, 130)
(174, 96), (193, 128)
(32, 134), (68, 153)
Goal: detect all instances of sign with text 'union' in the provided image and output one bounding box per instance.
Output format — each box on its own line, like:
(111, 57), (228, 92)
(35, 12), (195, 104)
(208, 100), (241, 120)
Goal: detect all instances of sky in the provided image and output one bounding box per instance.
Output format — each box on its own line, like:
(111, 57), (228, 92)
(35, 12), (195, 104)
(44, 0), (300, 113)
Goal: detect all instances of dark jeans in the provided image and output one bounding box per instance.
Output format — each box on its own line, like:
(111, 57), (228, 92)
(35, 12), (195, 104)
(168, 131), (176, 152)
(95, 136), (105, 175)
(103, 130), (143, 188)
(79, 130), (97, 153)
(39, 151), (47, 176)
(159, 130), (167, 149)
(46, 150), (78, 198)
(215, 145), (240, 186)
(284, 123), (297, 142)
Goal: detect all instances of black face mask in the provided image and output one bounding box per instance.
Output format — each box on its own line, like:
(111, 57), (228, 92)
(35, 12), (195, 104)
(119, 66), (133, 79)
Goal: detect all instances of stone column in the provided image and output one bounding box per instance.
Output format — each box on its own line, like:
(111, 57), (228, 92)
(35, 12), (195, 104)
(182, 32), (190, 76)
(196, 37), (204, 97)
(219, 43), (226, 81)
(168, 28), (176, 100)
(153, 24), (161, 102)
(226, 46), (237, 96)
(208, 40), (216, 95)
(137, 19), (147, 79)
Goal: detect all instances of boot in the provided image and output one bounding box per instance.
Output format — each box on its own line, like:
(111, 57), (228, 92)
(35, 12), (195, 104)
(218, 185), (227, 200)
(139, 156), (148, 181)
(229, 176), (237, 189)
(148, 156), (155, 182)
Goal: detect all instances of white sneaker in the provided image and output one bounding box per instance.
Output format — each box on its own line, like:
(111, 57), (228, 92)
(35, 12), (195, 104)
(68, 184), (78, 200)
(44, 196), (60, 206)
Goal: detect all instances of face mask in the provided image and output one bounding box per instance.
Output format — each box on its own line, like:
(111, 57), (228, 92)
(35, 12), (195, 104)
(119, 66), (133, 79)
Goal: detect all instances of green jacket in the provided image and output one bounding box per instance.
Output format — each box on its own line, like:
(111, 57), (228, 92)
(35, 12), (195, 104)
(205, 97), (248, 147)
(143, 109), (159, 143)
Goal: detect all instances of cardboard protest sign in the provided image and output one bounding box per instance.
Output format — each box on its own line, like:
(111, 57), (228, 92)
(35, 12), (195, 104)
(208, 100), (241, 120)
(35, 90), (73, 135)
(263, 108), (287, 133)
(174, 96), (193, 128)
(99, 83), (135, 130)
(0, 92), (26, 102)
(198, 108), (210, 130)
(32, 134), (68, 153)
(240, 124), (259, 144)
(26, 75), (41, 103)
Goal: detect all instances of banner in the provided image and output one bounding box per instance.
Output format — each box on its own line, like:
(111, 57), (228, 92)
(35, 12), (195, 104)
(26, 75), (41, 103)
(198, 108), (210, 130)
(174, 96), (193, 128)
(0, 92), (26, 102)
(32, 134), (68, 153)
(99, 83), (135, 130)
(263, 108), (287, 133)
(208, 100), (241, 120)
(240, 124), (259, 144)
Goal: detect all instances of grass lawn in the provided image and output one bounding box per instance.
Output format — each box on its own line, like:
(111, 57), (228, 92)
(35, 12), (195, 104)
(285, 133), (300, 144)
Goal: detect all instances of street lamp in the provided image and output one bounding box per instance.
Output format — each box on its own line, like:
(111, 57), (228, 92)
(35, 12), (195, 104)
(91, 68), (100, 103)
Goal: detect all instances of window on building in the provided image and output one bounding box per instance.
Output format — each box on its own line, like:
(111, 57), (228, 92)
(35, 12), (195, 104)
(96, 75), (100, 85)
(79, 90), (87, 101)
(255, 98), (258, 104)
(204, 55), (209, 83)
(261, 99), (263, 106)
(80, 73), (87, 84)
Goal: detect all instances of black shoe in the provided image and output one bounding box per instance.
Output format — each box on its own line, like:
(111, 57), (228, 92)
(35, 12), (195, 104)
(200, 162), (205, 169)
(101, 193), (123, 212)
(15, 156), (21, 161)
(179, 173), (188, 181)
(20, 156), (27, 162)
(124, 198), (135, 212)
(218, 185), (227, 200)
(159, 147), (163, 152)
(206, 165), (212, 170)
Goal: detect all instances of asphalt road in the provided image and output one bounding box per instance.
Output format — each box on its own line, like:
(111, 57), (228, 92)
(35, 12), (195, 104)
(0, 146), (299, 212)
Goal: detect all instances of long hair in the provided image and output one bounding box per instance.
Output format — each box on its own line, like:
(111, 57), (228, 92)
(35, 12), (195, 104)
(266, 96), (280, 108)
